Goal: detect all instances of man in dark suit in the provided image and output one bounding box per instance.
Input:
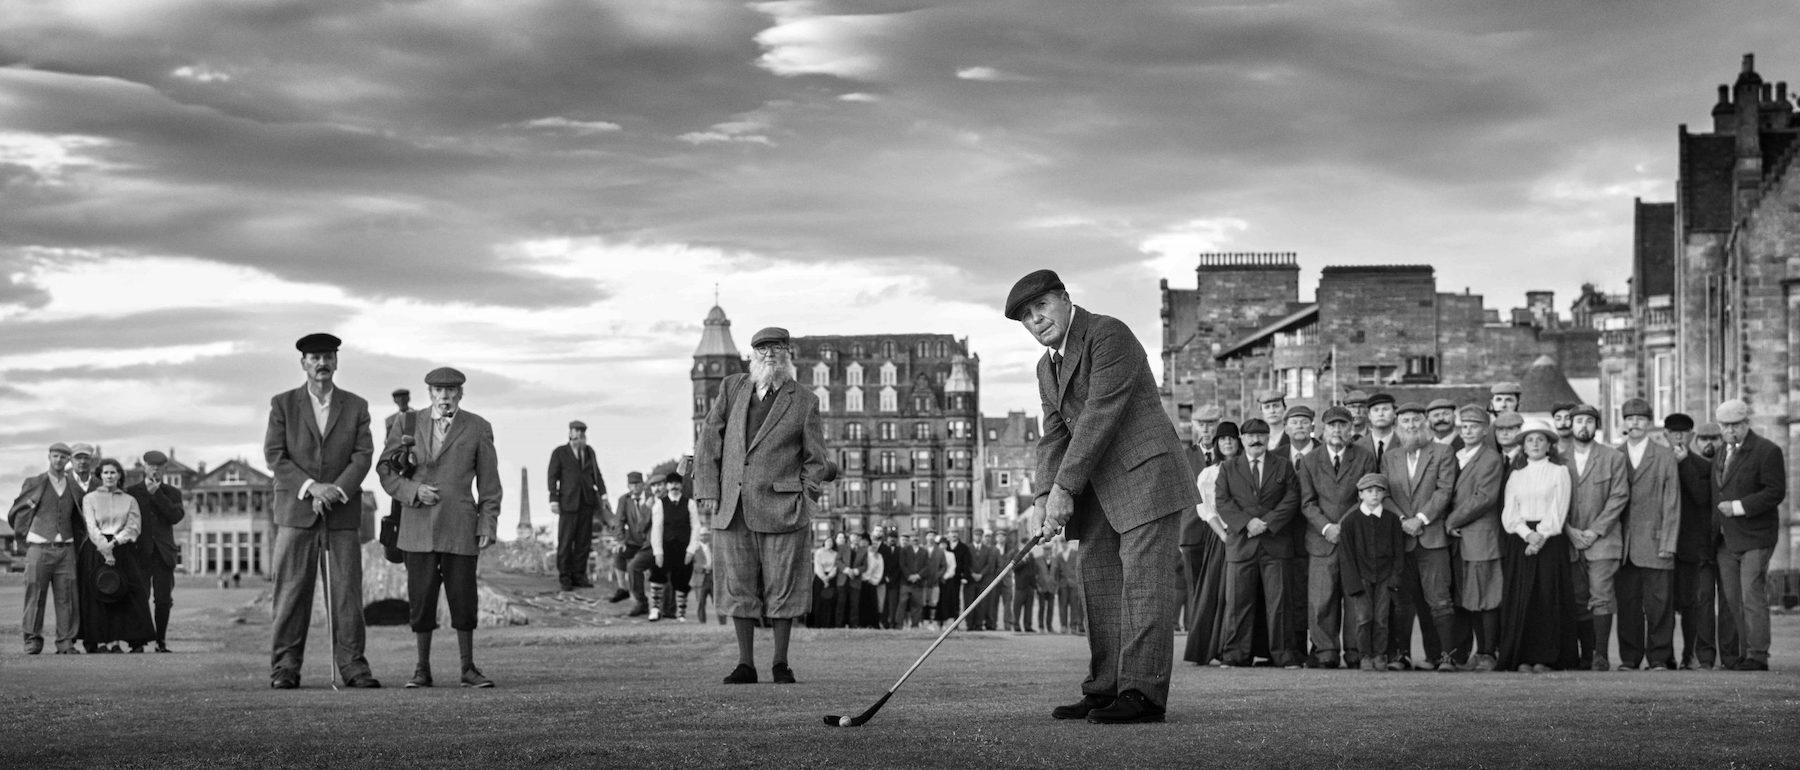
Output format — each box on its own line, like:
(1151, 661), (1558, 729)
(1013, 533), (1043, 632)
(262, 332), (378, 689)
(895, 532), (927, 628)
(548, 420), (608, 591)
(1564, 403), (1631, 670)
(379, 367), (503, 688)
(9, 443), (84, 654)
(1615, 398), (1681, 670)
(1354, 393), (1398, 463)
(1009, 269), (1197, 724)
(875, 528), (900, 628)
(1379, 402), (1457, 671)
(969, 530), (1004, 631)
(127, 450), (186, 653)
(1709, 399), (1787, 671)
(694, 326), (829, 685)
(1217, 418), (1302, 669)
(1669, 416), (1722, 669)
(1297, 406), (1378, 668)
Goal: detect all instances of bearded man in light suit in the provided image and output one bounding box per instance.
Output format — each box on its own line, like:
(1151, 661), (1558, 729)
(1008, 269), (1198, 725)
(262, 332), (379, 690)
(694, 326), (828, 686)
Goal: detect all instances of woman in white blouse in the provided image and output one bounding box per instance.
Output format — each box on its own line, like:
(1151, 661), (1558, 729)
(1183, 421), (1239, 666)
(78, 458), (156, 653)
(1496, 420), (1580, 672)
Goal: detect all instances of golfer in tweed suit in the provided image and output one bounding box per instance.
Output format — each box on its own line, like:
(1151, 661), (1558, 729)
(1007, 270), (1198, 725)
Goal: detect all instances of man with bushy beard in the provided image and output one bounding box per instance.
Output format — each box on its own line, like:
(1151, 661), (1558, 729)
(694, 327), (828, 685)
(1672, 420), (1728, 669)
(1377, 402), (1456, 671)
(1562, 404), (1630, 670)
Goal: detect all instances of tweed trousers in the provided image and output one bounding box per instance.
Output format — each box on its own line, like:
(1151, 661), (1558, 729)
(1076, 507), (1181, 708)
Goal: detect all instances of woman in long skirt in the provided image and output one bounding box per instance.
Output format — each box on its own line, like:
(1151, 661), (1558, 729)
(78, 458), (156, 653)
(1183, 422), (1239, 665)
(1496, 420), (1580, 672)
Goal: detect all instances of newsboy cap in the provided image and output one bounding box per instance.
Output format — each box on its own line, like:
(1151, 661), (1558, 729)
(141, 450), (168, 465)
(1283, 405), (1315, 422)
(1715, 398), (1750, 423)
(1004, 269), (1066, 320)
(1568, 403), (1601, 421)
(1426, 398), (1457, 413)
(750, 327), (791, 348)
(1490, 381), (1522, 396)
(48, 442), (71, 455)
(424, 367), (466, 388)
(294, 332), (341, 354)
(1695, 422), (1723, 438)
(70, 443), (95, 457)
(1663, 413), (1695, 433)
(1342, 390), (1370, 406)
(1395, 401), (1426, 416)
(1365, 393), (1396, 409)
(569, 420), (588, 431)
(1457, 405), (1490, 424)
(1492, 412), (1524, 429)
(1357, 473), (1389, 491)
(1258, 390), (1287, 405)
(1550, 401), (1579, 415)
(664, 472), (683, 484)
(1194, 404), (1223, 422)
(1321, 406), (1353, 424)
(1240, 418), (1272, 435)
(392, 388), (410, 397)
(1620, 398), (1652, 420)
(626, 471), (644, 483)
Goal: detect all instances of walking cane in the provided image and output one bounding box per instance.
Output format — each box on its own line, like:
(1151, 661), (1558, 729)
(319, 526), (342, 691)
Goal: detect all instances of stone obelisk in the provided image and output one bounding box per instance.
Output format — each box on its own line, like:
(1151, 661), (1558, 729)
(515, 467), (534, 541)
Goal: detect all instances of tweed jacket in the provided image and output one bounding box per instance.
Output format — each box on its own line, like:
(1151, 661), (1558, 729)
(1710, 428), (1788, 553)
(1563, 442), (1630, 562)
(1674, 452), (1717, 564)
(1296, 443), (1379, 558)
(7, 472), (90, 542)
(1214, 451), (1302, 562)
(378, 408), (503, 555)
(1379, 442), (1458, 551)
(923, 545), (948, 587)
(1443, 442), (1504, 562)
(693, 374), (828, 534)
(263, 384), (374, 530)
(895, 545), (928, 584)
(1618, 439), (1681, 569)
(1034, 307), (1198, 537)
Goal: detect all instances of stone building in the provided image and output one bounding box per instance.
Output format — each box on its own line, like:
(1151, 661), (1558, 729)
(979, 411), (1040, 532)
(1161, 255), (1600, 432)
(173, 458), (276, 578)
(1629, 53), (1799, 569)
(690, 305), (982, 539)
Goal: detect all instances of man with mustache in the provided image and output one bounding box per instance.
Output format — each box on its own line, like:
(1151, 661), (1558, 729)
(1217, 418), (1302, 669)
(1425, 399), (1458, 447)
(263, 332), (379, 689)
(1563, 403), (1630, 670)
(1007, 269), (1195, 724)
(1709, 399), (1787, 672)
(1378, 402), (1457, 671)
(1443, 405), (1505, 671)
(1551, 401), (1578, 452)
(694, 326), (828, 685)
(1672, 420), (1729, 669)
(1614, 398), (1681, 671)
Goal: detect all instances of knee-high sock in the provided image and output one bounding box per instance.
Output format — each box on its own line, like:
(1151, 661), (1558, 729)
(1477, 610), (1500, 655)
(415, 631), (432, 669)
(733, 616), (757, 666)
(457, 629), (475, 670)
(155, 605), (171, 644)
(677, 590), (689, 618)
(772, 618), (793, 667)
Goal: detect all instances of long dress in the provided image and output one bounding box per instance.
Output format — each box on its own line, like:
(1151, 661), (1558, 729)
(77, 488), (155, 649)
(1182, 464), (1231, 665)
(1496, 458), (1581, 670)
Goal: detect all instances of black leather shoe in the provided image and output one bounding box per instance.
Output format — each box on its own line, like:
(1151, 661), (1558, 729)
(461, 667), (495, 688)
(346, 675), (382, 689)
(24, 645), (42, 655)
(155, 643), (172, 653)
(772, 663), (797, 684)
(1052, 693), (1114, 720)
(723, 663), (757, 684)
(1086, 690), (1166, 724)
(608, 589), (630, 603)
(129, 644), (145, 654)
(406, 668), (433, 688)
(1734, 659), (1770, 671)
(271, 672), (300, 690)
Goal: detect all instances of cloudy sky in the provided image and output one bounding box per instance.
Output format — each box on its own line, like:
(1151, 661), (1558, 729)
(3, 1), (1796, 535)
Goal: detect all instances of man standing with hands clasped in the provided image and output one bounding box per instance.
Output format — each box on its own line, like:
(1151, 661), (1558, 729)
(1710, 399), (1787, 672)
(1006, 269), (1197, 724)
(263, 332), (379, 690)
(548, 420), (607, 592)
(127, 451), (186, 653)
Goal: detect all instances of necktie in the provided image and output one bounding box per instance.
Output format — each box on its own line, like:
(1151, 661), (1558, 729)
(1332, 453), (1340, 472)
(1050, 352), (1063, 382)
(1726, 444), (1737, 472)
(433, 416), (450, 458)
(1252, 459), (1262, 487)
(1376, 440), (1386, 461)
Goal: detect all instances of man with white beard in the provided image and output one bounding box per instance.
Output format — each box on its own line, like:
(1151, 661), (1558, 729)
(1378, 402), (1456, 670)
(694, 327), (828, 685)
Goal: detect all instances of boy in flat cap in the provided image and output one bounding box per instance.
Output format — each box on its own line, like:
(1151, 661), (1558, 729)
(379, 366), (503, 688)
(1007, 269), (1196, 723)
(263, 332), (379, 688)
(1710, 399), (1786, 671)
(694, 325), (829, 685)
(548, 419), (607, 592)
(1338, 473), (1405, 671)
(126, 450), (186, 652)
(9, 442), (84, 654)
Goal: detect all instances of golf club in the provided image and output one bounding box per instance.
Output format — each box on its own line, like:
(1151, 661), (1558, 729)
(823, 532), (1047, 728)
(320, 529), (341, 691)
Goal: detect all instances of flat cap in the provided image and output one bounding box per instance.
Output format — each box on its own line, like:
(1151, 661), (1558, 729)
(141, 450), (169, 465)
(1663, 413), (1695, 433)
(1492, 412), (1524, 429)
(568, 420), (588, 431)
(1550, 401), (1579, 415)
(1194, 404), (1223, 421)
(1365, 393), (1396, 408)
(1457, 405), (1490, 424)
(1569, 403), (1601, 420)
(1395, 401), (1427, 416)
(664, 472), (683, 484)
(1715, 398), (1750, 423)
(392, 388), (410, 397)
(1695, 422), (1723, 438)
(1424, 398), (1455, 413)
(1356, 473), (1389, 491)
(1283, 405), (1315, 422)
(424, 367), (466, 388)
(750, 327), (791, 348)
(295, 332), (341, 354)
(1004, 269), (1066, 320)
(1490, 381), (1522, 396)
(1213, 421), (1241, 441)
(1240, 418), (1272, 435)
(1258, 390), (1287, 405)
(1342, 390), (1370, 406)
(626, 471), (644, 483)
(1620, 397), (1652, 420)
(70, 442), (95, 457)
(1321, 406), (1353, 424)
(48, 442), (71, 454)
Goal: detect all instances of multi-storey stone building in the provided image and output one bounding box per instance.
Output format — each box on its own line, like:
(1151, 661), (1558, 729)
(979, 411), (1040, 532)
(691, 305), (981, 538)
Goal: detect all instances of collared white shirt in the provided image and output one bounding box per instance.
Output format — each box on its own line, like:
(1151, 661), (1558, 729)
(1327, 448), (1346, 468)
(1406, 450), (1421, 480)
(308, 385), (333, 432)
(1627, 438), (1647, 467)
(1361, 502), (1385, 518)
(1290, 441), (1314, 462)
(1456, 444), (1480, 469)
(1045, 304), (1082, 360)
(1572, 446), (1590, 476)
(1433, 433), (1455, 446)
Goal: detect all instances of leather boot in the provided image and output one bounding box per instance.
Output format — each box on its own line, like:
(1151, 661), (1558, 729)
(1591, 614), (1614, 671)
(1576, 617), (1596, 669)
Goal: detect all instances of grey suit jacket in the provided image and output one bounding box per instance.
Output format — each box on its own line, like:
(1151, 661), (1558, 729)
(1297, 444), (1379, 557)
(1035, 307), (1198, 537)
(694, 374), (828, 534)
(378, 408), (503, 556)
(263, 385), (373, 530)
(1621, 440), (1680, 569)
(1379, 443), (1457, 551)
(1443, 443), (1504, 562)
(1565, 443), (1630, 562)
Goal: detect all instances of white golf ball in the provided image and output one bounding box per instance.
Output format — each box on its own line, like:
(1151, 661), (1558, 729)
(839, 716), (852, 727)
